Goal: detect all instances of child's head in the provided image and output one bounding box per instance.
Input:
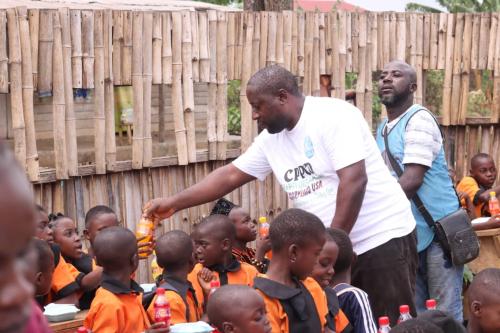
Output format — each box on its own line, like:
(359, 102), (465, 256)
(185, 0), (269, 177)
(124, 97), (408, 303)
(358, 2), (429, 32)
(192, 215), (236, 267)
(327, 227), (355, 277)
(470, 153), (497, 188)
(207, 285), (271, 333)
(270, 209), (326, 280)
(311, 230), (339, 288)
(84, 205), (119, 246)
(211, 198), (256, 244)
(155, 230), (194, 273)
(35, 204), (54, 243)
(391, 318), (443, 333)
(467, 268), (500, 333)
(50, 213), (83, 260)
(93, 226), (138, 275)
(0, 142), (37, 332)
(30, 238), (55, 296)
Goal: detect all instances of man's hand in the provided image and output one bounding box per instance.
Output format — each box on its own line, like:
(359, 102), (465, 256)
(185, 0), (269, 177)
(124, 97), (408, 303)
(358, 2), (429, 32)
(145, 322), (170, 333)
(143, 198), (176, 225)
(137, 235), (154, 259)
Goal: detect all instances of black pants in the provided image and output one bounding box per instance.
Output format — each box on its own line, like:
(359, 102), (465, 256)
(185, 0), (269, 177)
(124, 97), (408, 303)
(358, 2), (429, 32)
(352, 230), (418, 326)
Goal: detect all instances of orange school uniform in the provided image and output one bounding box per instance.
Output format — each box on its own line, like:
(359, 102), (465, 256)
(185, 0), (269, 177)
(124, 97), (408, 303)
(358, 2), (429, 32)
(47, 244), (83, 303)
(457, 176), (490, 217)
(147, 274), (202, 324)
(188, 258), (259, 305)
(325, 287), (352, 333)
(84, 274), (150, 333)
(254, 276), (328, 333)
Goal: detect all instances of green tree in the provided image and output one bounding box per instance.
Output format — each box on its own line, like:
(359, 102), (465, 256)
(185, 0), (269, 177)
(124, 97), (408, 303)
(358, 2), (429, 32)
(406, 0), (500, 12)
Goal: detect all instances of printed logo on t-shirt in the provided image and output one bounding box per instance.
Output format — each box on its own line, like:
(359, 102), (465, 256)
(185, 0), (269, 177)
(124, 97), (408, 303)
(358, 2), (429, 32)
(304, 136), (314, 158)
(282, 163), (333, 201)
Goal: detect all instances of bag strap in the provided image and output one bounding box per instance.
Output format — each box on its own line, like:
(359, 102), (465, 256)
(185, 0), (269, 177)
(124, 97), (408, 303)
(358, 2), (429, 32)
(383, 126), (437, 231)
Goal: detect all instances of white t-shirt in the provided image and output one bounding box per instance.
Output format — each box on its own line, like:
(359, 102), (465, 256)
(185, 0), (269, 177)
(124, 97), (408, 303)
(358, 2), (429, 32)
(233, 96), (416, 255)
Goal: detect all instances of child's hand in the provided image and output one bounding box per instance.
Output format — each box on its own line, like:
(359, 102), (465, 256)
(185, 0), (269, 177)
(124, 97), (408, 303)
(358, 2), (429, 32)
(256, 235), (272, 261)
(137, 235), (154, 259)
(145, 322), (170, 333)
(197, 268), (215, 296)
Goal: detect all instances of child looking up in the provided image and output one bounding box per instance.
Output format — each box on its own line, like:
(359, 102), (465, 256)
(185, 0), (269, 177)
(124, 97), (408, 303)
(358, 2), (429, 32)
(83, 205), (120, 257)
(253, 208), (328, 333)
(310, 230), (353, 333)
(84, 226), (169, 333)
(467, 268), (500, 333)
(207, 285), (272, 333)
(330, 228), (377, 333)
(457, 153), (499, 217)
(146, 230), (202, 324)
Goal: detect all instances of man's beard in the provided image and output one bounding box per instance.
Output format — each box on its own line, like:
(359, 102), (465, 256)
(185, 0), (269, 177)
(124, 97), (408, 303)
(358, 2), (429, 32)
(380, 91), (406, 107)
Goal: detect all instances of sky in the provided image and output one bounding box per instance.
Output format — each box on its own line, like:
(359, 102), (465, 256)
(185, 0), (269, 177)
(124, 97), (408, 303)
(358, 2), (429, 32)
(346, 0), (447, 12)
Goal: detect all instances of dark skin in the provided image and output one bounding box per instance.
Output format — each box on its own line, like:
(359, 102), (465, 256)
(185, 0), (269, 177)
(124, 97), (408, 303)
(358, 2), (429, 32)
(470, 157), (499, 203)
(379, 61), (428, 199)
(144, 84), (368, 234)
(221, 291), (272, 333)
(35, 209), (54, 243)
(468, 288), (500, 333)
(311, 240), (338, 289)
(52, 217), (83, 259)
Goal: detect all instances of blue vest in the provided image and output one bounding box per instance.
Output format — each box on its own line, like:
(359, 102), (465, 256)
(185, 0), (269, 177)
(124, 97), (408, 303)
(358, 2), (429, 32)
(376, 105), (458, 252)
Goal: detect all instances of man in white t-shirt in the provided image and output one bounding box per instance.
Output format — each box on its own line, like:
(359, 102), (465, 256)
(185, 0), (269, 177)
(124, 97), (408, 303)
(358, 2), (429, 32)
(144, 65), (417, 324)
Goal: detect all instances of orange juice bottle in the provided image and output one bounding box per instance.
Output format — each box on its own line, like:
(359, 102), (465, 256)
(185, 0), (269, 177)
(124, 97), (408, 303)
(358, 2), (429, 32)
(489, 191), (500, 216)
(259, 216), (269, 238)
(136, 216), (154, 258)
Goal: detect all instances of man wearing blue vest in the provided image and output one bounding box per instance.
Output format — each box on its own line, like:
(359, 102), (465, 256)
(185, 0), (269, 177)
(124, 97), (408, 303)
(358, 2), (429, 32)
(376, 61), (463, 321)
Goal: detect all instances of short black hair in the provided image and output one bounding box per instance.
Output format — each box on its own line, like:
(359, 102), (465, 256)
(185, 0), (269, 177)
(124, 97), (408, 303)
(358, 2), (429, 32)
(326, 228), (353, 274)
(270, 208), (325, 252)
(470, 153), (493, 170)
(31, 238), (54, 273)
(155, 230), (193, 271)
(417, 310), (467, 333)
(247, 65), (301, 98)
(467, 268), (500, 306)
(48, 212), (70, 228)
(195, 214), (236, 241)
(93, 226), (137, 272)
(85, 205), (116, 228)
(391, 318), (443, 333)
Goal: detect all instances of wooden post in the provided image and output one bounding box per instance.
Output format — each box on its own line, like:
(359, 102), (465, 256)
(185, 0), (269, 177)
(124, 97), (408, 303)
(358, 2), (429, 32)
(330, 12), (340, 98)
(82, 10), (94, 89)
(240, 12), (254, 151)
(216, 11), (228, 160)
(415, 14), (424, 105)
(389, 12), (396, 63)
(451, 13), (464, 125)
(252, 12), (261, 74)
(122, 11), (132, 85)
(297, 12), (305, 77)
(487, 13), (498, 70)
(207, 10), (217, 160)
(441, 14), (454, 126)
(0, 11), (7, 93)
(429, 13), (439, 69)
(70, 10), (82, 88)
(370, 12), (377, 70)
(356, 13), (366, 111)
(267, 11), (277, 66)
(235, 12), (245, 80)
(112, 11), (123, 85)
(276, 12), (284, 68)
(28, 9), (39, 91)
(93, 10), (105, 174)
(396, 12), (406, 61)
(377, 13), (384, 69)
(259, 12), (268, 69)
(52, 11), (68, 179)
(38, 10), (53, 96)
(437, 12), (447, 70)
(172, 11), (189, 165)
(459, 14), (472, 125)
(161, 12), (172, 85)
(338, 11), (346, 99)
(312, 13), (320, 96)
(142, 12), (153, 167)
(471, 14), (480, 70)
(132, 11), (143, 169)
(304, 12), (313, 95)
(152, 12), (162, 85)
(478, 13), (490, 70)
(365, 13), (373, 128)
(324, 11), (332, 75)
(227, 13), (235, 80)
(423, 13), (431, 69)
(182, 11), (196, 163)
(382, 12), (390, 66)
(318, 13), (326, 75)
(59, 7), (78, 176)
(103, 9), (115, 171)
(346, 12), (352, 72)
(351, 12), (359, 72)
(191, 11), (200, 82)
(198, 12), (210, 83)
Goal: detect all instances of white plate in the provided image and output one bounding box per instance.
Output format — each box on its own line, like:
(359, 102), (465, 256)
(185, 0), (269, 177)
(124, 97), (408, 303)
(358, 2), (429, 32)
(170, 321), (214, 333)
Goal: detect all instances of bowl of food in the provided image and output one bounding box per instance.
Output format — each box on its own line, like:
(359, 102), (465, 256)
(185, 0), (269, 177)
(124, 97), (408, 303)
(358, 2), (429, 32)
(43, 303), (80, 322)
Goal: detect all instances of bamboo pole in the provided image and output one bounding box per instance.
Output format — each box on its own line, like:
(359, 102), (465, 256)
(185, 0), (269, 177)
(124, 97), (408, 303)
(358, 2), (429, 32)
(252, 12), (261, 74)
(52, 11), (68, 179)
(437, 12), (447, 70)
(478, 13), (490, 70)
(70, 10), (82, 88)
(181, 11), (196, 163)
(325, 11), (332, 75)
(492, 19), (500, 124)
(82, 10), (94, 89)
(312, 13), (321, 96)
(396, 12), (406, 61)
(198, 12), (210, 83)
(297, 12), (305, 77)
(330, 11), (340, 98)
(451, 13), (464, 125)
(7, 9), (27, 168)
(227, 13), (235, 80)
(303, 12), (313, 95)
(38, 10), (53, 96)
(16, 7), (39, 180)
(351, 12), (359, 72)
(93, 10), (105, 174)
(151, 12), (162, 85)
(389, 12), (396, 63)
(266, 11), (276, 66)
(365, 13), (373, 128)
(370, 12), (377, 70)
(0, 11), (7, 93)
(409, 14), (417, 67)
(192, 11), (201, 82)
(103, 10), (112, 82)
(318, 13), (326, 75)
(356, 13), (366, 111)
(207, 10), (217, 160)
(143, 12), (153, 167)
(240, 12), (254, 151)
(112, 11), (122, 85)
(259, 12), (268, 69)
(415, 14), (424, 104)
(276, 12), (284, 68)
(172, 11), (189, 165)
(376, 13), (383, 69)
(423, 13), (431, 69)
(216, 11), (228, 160)
(470, 14), (480, 70)
(429, 13), (438, 69)
(382, 12), (390, 66)
(459, 14), (472, 125)
(132, 11), (143, 169)
(161, 12), (172, 85)
(235, 12), (244, 80)
(122, 11), (132, 85)
(59, 8), (78, 177)
(487, 13), (498, 71)
(346, 12), (352, 72)
(28, 9), (39, 91)
(103, 10), (115, 171)
(441, 14), (454, 126)
(338, 11), (346, 99)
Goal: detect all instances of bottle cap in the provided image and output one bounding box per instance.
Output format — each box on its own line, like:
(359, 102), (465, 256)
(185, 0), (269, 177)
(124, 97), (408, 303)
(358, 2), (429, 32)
(210, 280), (220, 288)
(156, 288), (165, 295)
(76, 328), (88, 333)
(490, 191), (497, 197)
(259, 216), (267, 223)
(426, 299), (436, 308)
(379, 316), (390, 326)
(399, 304), (409, 313)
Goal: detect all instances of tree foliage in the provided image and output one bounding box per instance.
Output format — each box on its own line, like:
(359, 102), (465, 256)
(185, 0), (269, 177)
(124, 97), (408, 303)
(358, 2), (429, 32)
(406, 0), (500, 13)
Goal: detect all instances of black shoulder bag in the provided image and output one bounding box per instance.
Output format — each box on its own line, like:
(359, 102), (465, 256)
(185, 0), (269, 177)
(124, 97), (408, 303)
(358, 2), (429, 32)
(383, 126), (479, 266)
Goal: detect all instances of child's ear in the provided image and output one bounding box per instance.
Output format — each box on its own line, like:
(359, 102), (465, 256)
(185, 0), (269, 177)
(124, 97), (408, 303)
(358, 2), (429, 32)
(131, 253), (139, 271)
(221, 238), (231, 252)
(289, 244), (299, 263)
(35, 271), (43, 287)
(83, 229), (90, 240)
(471, 300), (482, 317)
(222, 322), (235, 333)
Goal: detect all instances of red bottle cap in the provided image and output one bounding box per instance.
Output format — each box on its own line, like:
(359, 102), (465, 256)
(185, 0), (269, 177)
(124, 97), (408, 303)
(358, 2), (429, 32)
(379, 316), (390, 326)
(400, 304), (410, 313)
(210, 280), (220, 288)
(426, 299), (437, 308)
(156, 287), (165, 295)
(76, 328), (88, 333)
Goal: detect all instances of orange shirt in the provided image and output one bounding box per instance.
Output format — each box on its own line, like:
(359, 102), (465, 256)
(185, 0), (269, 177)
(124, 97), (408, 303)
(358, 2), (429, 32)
(254, 275), (328, 333)
(84, 274), (150, 333)
(47, 245), (83, 303)
(147, 275), (202, 324)
(457, 176), (489, 217)
(188, 259), (259, 305)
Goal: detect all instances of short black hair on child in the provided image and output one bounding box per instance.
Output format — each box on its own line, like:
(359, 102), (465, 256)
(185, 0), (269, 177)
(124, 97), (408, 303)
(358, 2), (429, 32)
(155, 230), (193, 271)
(85, 205), (116, 228)
(270, 208), (325, 252)
(467, 268), (500, 306)
(48, 212), (69, 228)
(93, 226), (137, 272)
(195, 214), (236, 241)
(391, 318), (443, 333)
(326, 228), (353, 274)
(470, 152), (493, 169)
(31, 238), (53, 273)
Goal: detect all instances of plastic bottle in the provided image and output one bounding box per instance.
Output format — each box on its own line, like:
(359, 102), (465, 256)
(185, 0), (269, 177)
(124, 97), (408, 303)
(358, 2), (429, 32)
(378, 316), (391, 333)
(154, 288), (171, 328)
(426, 299), (437, 310)
(259, 216), (269, 238)
(136, 216), (154, 258)
(489, 192), (500, 216)
(151, 254), (162, 281)
(76, 328), (90, 333)
(209, 280), (220, 296)
(397, 305), (412, 324)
